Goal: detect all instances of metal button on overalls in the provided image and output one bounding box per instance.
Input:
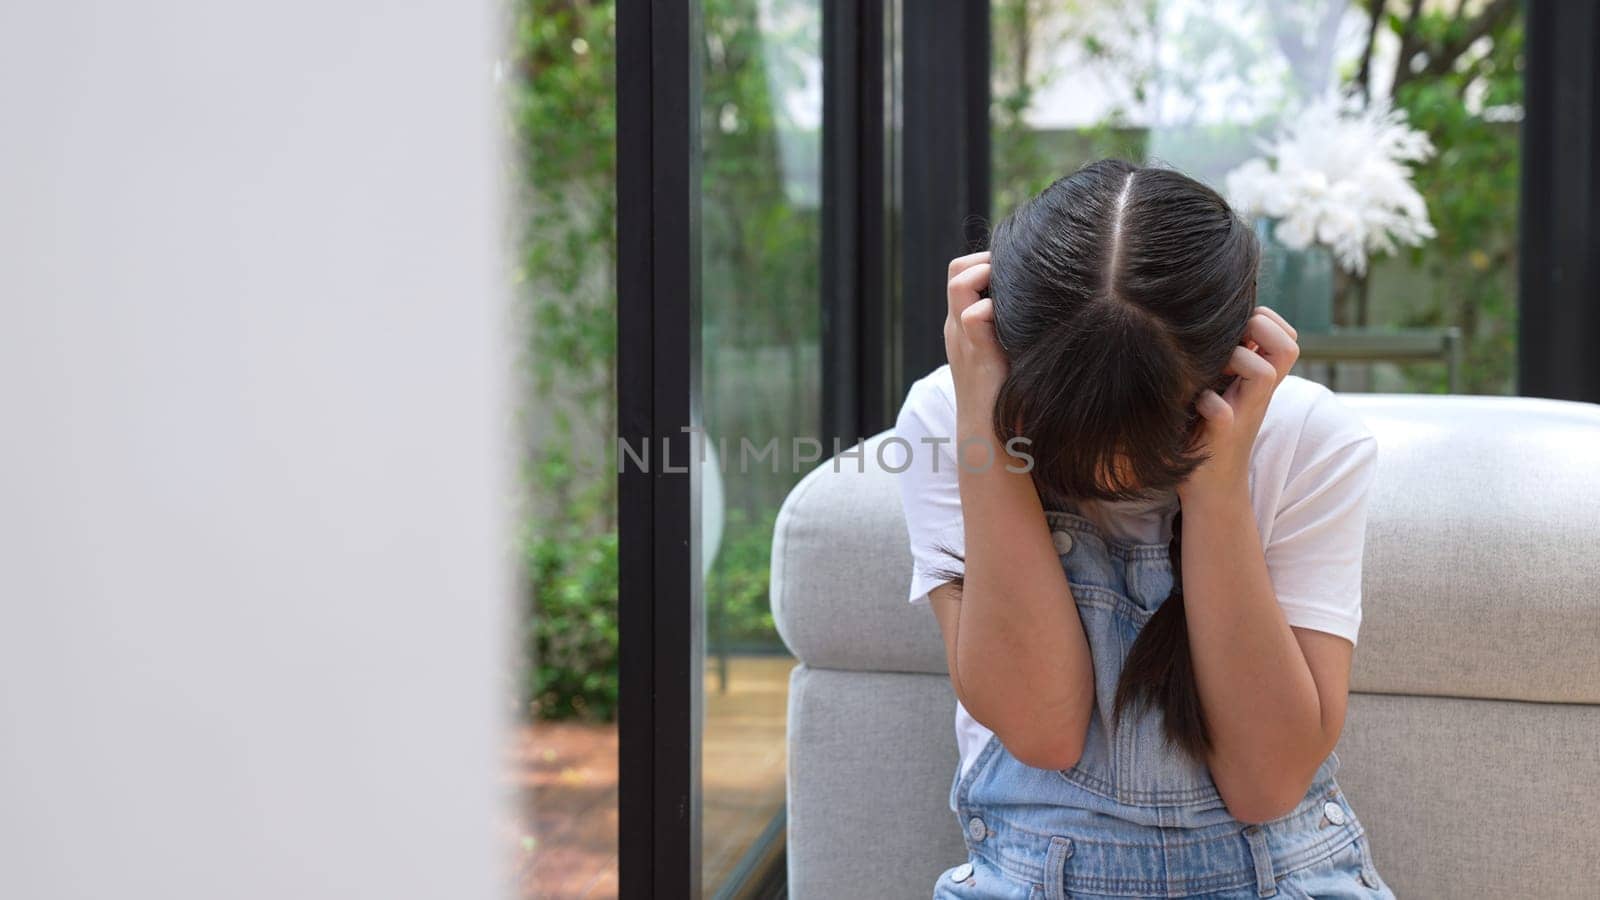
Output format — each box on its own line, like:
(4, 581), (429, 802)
(1051, 530), (1074, 554)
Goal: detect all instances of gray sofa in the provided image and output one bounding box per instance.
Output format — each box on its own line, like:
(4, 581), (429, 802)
(771, 391), (1600, 899)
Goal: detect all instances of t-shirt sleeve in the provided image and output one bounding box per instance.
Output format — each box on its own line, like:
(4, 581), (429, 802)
(1265, 396), (1380, 646)
(890, 371), (966, 606)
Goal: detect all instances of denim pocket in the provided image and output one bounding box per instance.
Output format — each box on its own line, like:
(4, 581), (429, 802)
(931, 853), (1042, 900)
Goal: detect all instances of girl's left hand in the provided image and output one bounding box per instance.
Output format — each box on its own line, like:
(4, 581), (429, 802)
(1178, 306), (1300, 503)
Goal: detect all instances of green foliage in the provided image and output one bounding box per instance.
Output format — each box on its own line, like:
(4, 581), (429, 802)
(702, 0), (822, 351)
(524, 526), (619, 720)
(1386, 9), (1523, 394)
(707, 508), (781, 646)
(511, 1), (617, 413)
(509, 0), (620, 721)
(991, 0), (1150, 217)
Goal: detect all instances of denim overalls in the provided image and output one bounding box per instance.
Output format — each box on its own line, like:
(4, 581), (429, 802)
(933, 509), (1394, 899)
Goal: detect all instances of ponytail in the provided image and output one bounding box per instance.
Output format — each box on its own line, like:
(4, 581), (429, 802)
(1110, 505), (1211, 761)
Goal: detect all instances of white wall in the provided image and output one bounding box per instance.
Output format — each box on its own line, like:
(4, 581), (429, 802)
(0, 3), (509, 898)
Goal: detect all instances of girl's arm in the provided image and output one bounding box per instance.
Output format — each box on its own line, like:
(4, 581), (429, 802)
(1180, 486), (1353, 823)
(930, 252), (1097, 771)
(1178, 307), (1357, 824)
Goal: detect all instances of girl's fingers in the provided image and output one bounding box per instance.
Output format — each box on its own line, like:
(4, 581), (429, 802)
(1242, 312), (1300, 381)
(1223, 343), (1279, 408)
(947, 250), (991, 281)
(957, 298), (1003, 355)
(1253, 305), (1298, 341)
(960, 296), (996, 326)
(1193, 388), (1234, 426)
(946, 262), (991, 320)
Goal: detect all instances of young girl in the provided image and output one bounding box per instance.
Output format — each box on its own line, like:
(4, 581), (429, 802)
(894, 160), (1393, 899)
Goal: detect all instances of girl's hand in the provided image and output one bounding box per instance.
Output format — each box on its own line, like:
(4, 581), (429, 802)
(944, 251), (1008, 427)
(1178, 306), (1301, 503)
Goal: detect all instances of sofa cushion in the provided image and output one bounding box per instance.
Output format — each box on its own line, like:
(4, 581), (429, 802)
(770, 433), (947, 676)
(1333, 692), (1600, 896)
(1342, 393), (1600, 703)
(771, 394), (1600, 703)
(784, 666), (966, 900)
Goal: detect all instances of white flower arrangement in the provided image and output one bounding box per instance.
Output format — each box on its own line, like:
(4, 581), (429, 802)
(1225, 91), (1437, 276)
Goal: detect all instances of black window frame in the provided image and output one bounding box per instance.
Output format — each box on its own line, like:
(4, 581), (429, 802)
(616, 1), (702, 897)
(821, 0), (892, 448)
(1519, 0), (1600, 403)
(897, 0), (992, 400)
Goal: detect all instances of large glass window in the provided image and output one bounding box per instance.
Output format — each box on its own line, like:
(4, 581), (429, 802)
(991, 0), (1523, 394)
(700, 0), (822, 891)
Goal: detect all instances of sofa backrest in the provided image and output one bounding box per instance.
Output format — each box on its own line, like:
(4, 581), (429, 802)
(772, 391), (1600, 899)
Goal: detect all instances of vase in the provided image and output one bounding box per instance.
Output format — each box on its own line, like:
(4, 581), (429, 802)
(1253, 218), (1334, 334)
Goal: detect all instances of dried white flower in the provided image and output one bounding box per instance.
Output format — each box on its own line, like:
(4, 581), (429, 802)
(1224, 91), (1437, 275)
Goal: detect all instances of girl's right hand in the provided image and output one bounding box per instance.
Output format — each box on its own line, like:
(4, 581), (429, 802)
(944, 251), (1009, 426)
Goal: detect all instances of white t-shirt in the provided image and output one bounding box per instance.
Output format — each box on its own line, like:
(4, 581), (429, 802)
(890, 364), (1379, 791)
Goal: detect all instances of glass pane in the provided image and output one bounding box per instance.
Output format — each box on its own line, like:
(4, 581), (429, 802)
(700, 0), (822, 891)
(991, 0), (1522, 394)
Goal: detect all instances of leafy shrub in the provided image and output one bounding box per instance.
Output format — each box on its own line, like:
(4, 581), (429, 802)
(707, 507), (782, 648)
(525, 525), (619, 721)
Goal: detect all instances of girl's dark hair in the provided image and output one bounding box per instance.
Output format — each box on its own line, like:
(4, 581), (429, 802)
(970, 159), (1259, 762)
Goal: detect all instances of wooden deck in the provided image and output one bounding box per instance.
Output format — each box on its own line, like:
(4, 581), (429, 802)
(507, 654), (795, 898)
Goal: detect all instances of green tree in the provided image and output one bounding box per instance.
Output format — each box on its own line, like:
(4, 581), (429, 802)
(1351, 0), (1522, 393)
